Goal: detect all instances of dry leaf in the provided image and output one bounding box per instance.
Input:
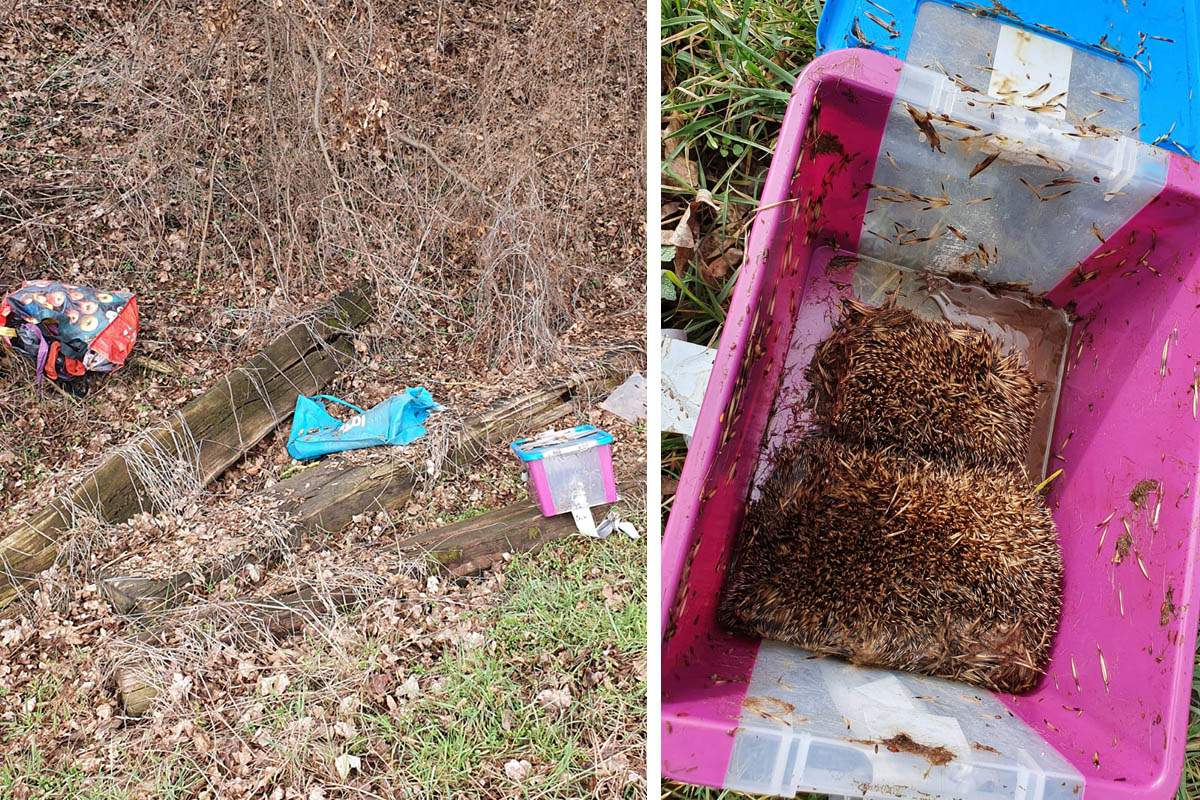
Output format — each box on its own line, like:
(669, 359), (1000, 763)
(367, 673), (392, 699)
(665, 204), (700, 278)
(663, 152), (698, 189)
(666, 191), (725, 280)
(258, 673), (290, 696)
(167, 672), (193, 703)
(695, 189), (720, 211)
(596, 751), (631, 779)
(535, 687), (572, 710)
(334, 752), (360, 780)
(665, 205), (697, 250)
(662, 113), (699, 189)
(504, 759), (532, 781)
(700, 244), (742, 286)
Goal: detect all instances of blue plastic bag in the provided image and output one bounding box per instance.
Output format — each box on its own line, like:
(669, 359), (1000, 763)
(286, 388), (437, 461)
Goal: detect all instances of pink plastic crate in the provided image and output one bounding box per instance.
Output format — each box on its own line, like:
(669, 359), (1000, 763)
(510, 425), (617, 517)
(662, 49), (1200, 799)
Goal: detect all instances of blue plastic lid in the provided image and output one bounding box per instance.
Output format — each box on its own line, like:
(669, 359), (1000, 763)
(817, 0), (1199, 157)
(510, 424), (615, 461)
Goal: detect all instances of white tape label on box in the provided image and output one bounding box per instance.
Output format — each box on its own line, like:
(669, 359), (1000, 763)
(988, 24), (1073, 119)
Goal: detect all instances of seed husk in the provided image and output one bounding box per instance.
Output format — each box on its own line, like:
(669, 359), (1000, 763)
(1098, 646), (1109, 693)
(969, 153), (999, 178)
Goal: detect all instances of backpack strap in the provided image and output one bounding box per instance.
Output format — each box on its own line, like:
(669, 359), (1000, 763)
(21, 323), (48, 395)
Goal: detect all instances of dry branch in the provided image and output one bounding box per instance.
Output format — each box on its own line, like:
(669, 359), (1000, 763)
(0, 283), (374, 613)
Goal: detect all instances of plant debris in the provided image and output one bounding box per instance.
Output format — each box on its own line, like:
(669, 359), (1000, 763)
(1130, 478), (1159, 508)
(881, 734), (955, 766)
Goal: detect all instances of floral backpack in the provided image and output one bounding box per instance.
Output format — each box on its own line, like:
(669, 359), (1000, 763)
(1, 280), (138, 396)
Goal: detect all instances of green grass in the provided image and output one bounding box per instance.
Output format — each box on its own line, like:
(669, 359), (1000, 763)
(450, 505), (491, 522)
(357, 532), (646, 797)
(660, 0), (824, 519)
(0, 732), (202, 799)
(662, 0), (822, 345)
(660, 1), (1200, 798)
(0, 745), (119, 800)
(0, 532), (644, 799)
(0, 674), (67, 739)
(1182, 684), (1200, 799)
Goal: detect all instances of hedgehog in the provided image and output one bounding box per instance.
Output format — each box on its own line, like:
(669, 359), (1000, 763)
(721, 301), (1062, 694)
(806, 299), (1041, 474)
(720, 438), (1062, 694)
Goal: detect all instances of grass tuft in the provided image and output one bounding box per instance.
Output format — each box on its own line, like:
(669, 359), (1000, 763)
(661, 0), (822, 345)
(366, 534), (647, 796)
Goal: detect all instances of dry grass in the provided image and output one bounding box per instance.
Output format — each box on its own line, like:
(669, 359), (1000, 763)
(0, 0), (645, 797)
(0, 0), (644, 501)
(50, 0), (638, 367)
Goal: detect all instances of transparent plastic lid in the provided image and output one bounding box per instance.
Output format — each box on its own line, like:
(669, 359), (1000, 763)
(906, 2), (1140, 135)
(510, 425), (614, 461)
(859, 62), (1168, 293)
(724, 642), (1084, 799)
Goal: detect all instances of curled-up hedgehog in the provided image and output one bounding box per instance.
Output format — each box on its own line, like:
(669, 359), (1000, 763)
(722, 301), (1062, 694)
(806, 299), (1041, 474)
(720, 438), (1062, 694)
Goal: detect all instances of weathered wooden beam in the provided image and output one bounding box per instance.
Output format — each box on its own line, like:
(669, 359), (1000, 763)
(115, 664), (161, 717)
(115, 479), (642, 714)
(97, 347), (640, 615)
(0, 283), (374, 613)
(408, 479), (642, 575)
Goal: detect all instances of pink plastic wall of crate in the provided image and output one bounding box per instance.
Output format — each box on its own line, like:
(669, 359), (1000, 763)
(661, 49), (1200, 799)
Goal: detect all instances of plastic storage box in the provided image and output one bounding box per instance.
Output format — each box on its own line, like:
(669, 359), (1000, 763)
(662, 48), (1200, 799)
(510, 425), (617, 517)
(815, 0), (1200, 157)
